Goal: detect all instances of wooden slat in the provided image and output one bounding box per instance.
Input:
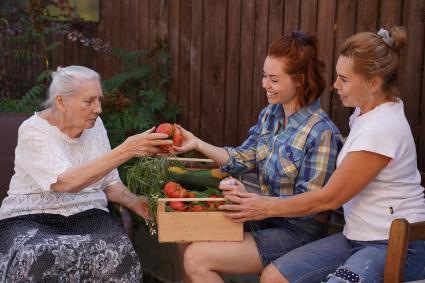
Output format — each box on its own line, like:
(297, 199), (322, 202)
(139, 0), (150, 50)
(399, 0), (425, 144)
(224, 0), (242, 146)
(300, 0), (318, 33)
(420, 48), (425, 173)
(252, 0), (269, 123)
(200, 0), (227, 145)
(168, 0), (180, 105)
(188, 0), (203, 138)
(177, 0), (192, 128)
(267, 0), (284, 46)
(331, 0), (356, 136)
(238, 0), (256, 144)
(158, 0), (169, 39)
(356, 0), (378, 32)
(316, 0), (336, 114)
(283, 0), (301, 35)
(380, 0), (402, 28)
(148, 0), (159, 48)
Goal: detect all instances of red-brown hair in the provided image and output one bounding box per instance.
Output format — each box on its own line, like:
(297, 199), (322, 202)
(268, 32), (325, 108)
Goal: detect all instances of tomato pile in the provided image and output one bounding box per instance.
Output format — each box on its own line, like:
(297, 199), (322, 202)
(163, 181), (224, 212)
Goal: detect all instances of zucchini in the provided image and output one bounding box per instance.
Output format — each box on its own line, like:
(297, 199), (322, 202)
(167, 166), (229, 191)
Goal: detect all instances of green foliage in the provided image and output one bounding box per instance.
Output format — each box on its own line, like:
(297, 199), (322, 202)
(102, 40), (180, 150)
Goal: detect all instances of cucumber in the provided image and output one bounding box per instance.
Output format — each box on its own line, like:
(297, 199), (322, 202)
(167, 166), (228, 191)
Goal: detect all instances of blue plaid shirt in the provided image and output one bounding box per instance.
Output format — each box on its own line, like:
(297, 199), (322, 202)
(222, 99), (343, 197)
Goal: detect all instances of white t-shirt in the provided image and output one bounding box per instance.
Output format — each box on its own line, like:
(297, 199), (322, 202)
(338, 99), (425, 241)
(0, 113), (121, 219)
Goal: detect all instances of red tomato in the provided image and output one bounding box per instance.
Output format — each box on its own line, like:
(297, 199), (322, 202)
(164, 182), (187, 198)
(207, 195), (224, 210)
(168, 201), (186, 212)
(191, 205), (205, 212)
(186, 192), (196, 198)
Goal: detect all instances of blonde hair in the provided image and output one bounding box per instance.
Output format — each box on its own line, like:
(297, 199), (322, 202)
(340, 26), (407, 95)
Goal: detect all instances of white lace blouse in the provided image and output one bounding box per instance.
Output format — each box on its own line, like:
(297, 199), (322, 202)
(0, 113), (121, 220)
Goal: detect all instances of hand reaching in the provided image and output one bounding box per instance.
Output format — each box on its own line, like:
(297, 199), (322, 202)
(122, 127), (172, 158)
(172, 125), (200, 153)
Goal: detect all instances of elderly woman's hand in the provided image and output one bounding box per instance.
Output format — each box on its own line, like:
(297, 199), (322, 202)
(122, 127), (173, 158)
(172, 125), (200, 153)
(219, 177), (248, 196)
(131, 196), (152, 220)
(219, 192), (271, 222)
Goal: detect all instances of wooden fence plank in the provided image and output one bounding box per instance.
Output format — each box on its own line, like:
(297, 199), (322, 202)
(356, 0), (378, 32)
(331, 0), (356, 136)
(139, 0), (150, 50)
(158, 0), (169, 39)
(238, 0), (256, 143)
(188, 0), (204, 138)
(300, 0), (318, 33)
(380, 0), (402, 28)
(399, 0), (425, 144)
(177, 0), (192, 128)
(268, 0), (284, 46)
(316, 0), (336, 114)
(168, 0), (180, 105)
(419, 38), (425, 173)
(252, 0), (269, 124)
(224, 0), (242, 146)
(200, 0), (227, 145)
(284, 0), (301, 35)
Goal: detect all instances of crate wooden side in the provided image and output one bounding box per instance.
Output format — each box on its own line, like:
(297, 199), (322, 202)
(157, 199), (243, 243)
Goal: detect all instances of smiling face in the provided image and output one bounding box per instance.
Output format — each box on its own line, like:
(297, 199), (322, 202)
(59, 80), (103, 132)
(333, 55), (377, 112)
(262, 56), (299, 112)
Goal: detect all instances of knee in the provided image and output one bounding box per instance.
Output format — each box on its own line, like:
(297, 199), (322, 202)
(183, 243), (209, 275)
(260, 263), (289, 283)
(324, 266), (362, 283)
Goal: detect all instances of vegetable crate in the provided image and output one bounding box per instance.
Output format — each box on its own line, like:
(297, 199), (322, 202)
(157, 197), (243, 243)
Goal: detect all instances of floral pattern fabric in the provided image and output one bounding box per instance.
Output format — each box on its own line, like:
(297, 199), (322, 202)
(0, 209), (142, 283)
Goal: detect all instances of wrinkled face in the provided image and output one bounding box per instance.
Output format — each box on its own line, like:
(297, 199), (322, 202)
(262, 56), (299, 106)
(333, 56), (373, 110)
(60, 80), (102, 130)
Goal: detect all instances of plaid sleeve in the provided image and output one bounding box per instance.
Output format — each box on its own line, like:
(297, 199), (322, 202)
(294, 129), (339, 193)
(221, 107), (268, 175)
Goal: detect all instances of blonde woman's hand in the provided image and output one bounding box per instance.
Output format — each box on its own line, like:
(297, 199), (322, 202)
(172, 125), (201, 153)
(219, 177), (248, 196)
(121, 127), (172, 158)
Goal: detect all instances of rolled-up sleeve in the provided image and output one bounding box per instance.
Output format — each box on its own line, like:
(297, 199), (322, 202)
(221, 108), (269, 175)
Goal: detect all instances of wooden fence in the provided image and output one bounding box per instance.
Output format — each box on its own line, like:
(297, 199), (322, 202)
(5, 0), (425, 171)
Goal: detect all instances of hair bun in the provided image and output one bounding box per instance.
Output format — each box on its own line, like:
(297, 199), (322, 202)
(389, 26), (407, 52)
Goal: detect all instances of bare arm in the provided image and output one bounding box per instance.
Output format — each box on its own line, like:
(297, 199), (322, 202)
(222, 151), (391, 221)
(173, 125), (230, 165)
(104, 182), (150, 219)
(51, 129), (171, 193)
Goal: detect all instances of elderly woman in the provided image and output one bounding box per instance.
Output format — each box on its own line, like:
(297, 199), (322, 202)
(221, 26), (425, 283)
(174, 32), (343, 283)
(0, 66), (171, 282)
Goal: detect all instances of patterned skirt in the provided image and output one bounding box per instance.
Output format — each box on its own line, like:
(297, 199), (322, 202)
(0, 209), (142, 283)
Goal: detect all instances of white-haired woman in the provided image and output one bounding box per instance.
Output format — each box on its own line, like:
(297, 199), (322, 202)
(0, 66), (171, 282)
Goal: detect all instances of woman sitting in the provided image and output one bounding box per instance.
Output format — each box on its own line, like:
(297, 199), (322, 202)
(0, 66), (171, 282)
(221, 26), (425, 283)
(174, 32), (343, 283)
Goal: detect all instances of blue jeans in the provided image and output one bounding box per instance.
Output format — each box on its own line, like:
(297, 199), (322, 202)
(274, 232), (425, 283)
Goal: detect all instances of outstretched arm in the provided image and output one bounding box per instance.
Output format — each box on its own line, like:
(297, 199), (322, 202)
(221, 151), (391, 221)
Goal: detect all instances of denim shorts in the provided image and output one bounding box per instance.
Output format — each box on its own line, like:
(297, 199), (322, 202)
(273, 232), (425, 283)
(244, 217), (326, 266)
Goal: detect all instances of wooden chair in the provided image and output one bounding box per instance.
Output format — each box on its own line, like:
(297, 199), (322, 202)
(384, 172), (425, 283)
(0, 113), (135, 242)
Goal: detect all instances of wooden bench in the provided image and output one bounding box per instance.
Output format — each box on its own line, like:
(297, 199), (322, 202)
(0, 113), (135, 242)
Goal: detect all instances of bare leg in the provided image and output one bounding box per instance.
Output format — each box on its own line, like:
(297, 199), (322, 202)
(183, 232), (263, 283)
(176, 243), (192, 283)
(260, 263), (289, 283)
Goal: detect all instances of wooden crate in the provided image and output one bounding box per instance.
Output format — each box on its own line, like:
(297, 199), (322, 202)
(157, 198), (243, 243)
